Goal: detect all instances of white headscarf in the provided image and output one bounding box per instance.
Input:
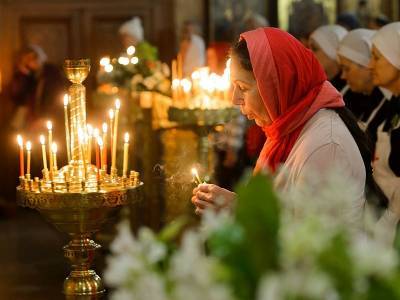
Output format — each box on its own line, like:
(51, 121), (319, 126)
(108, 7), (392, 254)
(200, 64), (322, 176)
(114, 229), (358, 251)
(337, 29), (376, 67)
(310, 25), (348, 60)
(30, 44), (47, 64)
(372, 22), (400, 70)
(119, 17), (144, 42)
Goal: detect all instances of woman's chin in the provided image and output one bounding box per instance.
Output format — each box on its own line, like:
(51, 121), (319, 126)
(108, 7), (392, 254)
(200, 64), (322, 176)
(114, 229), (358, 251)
(254, 119), (265, 127)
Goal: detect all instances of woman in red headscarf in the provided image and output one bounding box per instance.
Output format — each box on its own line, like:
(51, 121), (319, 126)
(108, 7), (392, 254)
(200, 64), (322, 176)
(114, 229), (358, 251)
(192, 28), (378, 220)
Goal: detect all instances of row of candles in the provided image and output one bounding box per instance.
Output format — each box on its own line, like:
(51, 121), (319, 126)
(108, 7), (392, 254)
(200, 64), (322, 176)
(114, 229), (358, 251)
(17, 97), (132, 181)
(171, 58), (231, 106)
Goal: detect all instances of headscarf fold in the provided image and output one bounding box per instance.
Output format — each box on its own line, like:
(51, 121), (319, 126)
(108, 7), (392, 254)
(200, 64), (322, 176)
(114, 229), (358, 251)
(372, 22), (400, 70)
(337, 29), (376, 67)
(240, 28), (345, 173)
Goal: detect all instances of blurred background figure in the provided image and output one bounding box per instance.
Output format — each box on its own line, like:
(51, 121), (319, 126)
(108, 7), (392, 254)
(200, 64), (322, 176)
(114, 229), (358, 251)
(207, 42), (230, 75)
(368, 14), (391, 29)
(179, 20), (205, 77)
(244, 13), (269, 30)
(336, 12), (360, 30)
(310, 25), (348, 90)
(119, 17), (144, 48)
(8, 45), (65, 131)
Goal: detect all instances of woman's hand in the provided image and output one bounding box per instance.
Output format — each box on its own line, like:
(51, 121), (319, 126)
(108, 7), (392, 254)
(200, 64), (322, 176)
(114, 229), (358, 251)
(191, 183), (236, 215)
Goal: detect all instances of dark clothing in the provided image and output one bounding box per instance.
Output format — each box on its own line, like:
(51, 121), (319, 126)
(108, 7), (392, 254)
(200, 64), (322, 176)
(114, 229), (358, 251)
(367, 96), (400, 176)
(330, 73), (346, 91)
(347, 87), (384, 122)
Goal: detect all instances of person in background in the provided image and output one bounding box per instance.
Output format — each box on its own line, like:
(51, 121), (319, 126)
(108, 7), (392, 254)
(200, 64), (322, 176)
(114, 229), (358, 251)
(119, 17), (144, 48)
(337, 29), (390, 127)
(179, 20), (205, 77)
(366, 23), (400, 242)
(368, 14), (390, 30)
(207, 42), (230, 75)
(337, 12), (361, 31)
(310, 25), (348, 91)
(119, 17), (158, 61)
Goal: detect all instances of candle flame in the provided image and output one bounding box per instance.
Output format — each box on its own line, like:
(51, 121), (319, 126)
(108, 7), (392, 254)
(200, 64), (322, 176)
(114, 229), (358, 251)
(51, 142), (57, 153)
(39, 135), (45, 145)
(191, 168), (198, 177)
(17, 135), (23, 147)
(100, 56), (110, 67)
(127, 46), (136, 56)
(124, 132), (129, 143)
(63, 94), (69, 106)
(46, 120), (52, 130)
(181, 78), (192, 93)
(131, 56), (139, 64)
(115, 99), (121, 110)
(172, 78), (180, 89)
(97, 137), (103, 147)
(102, 122), (108, 133)
(93, 128), (100, 138)
(26, 141), (32, 151)
(87, 124), (93, 136)
(109, 109), (114, 119)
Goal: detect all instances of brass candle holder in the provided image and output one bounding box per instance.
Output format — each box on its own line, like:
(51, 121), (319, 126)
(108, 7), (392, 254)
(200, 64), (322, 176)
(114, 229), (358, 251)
(16, 59), (143, 298)
(168, 106), (238, 179)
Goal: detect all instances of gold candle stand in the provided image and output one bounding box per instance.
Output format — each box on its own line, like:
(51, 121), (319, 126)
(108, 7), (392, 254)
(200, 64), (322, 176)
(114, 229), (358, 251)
(16, 59), (143, 298)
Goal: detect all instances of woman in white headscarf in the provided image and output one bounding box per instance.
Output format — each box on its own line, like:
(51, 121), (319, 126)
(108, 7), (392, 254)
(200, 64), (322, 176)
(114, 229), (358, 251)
(310, 25), (348, 91)
(119, 17), (144, 48)
(368, 22), (400, 244)
(337, 29), (390, 128)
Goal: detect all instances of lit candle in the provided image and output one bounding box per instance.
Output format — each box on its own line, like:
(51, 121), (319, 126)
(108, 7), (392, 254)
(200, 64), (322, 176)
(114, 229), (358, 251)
(109, 109), (114, 161)
(191, 168), (202, 185)
(47, 121), (53, 174)
(63, 94), (71, 163)
(127, 45), (135, 56)
(26, 141), (32, 176)
(39, 135), (48, 170)
(95, 137), (101, 171)
(102, 123), (108, 171)
(122, 133), (129, 177)
(17, 135), (24, 177)
(87, 124), (93, 164)
(51, 143), (58, 171)
(111, 99), (120, 173)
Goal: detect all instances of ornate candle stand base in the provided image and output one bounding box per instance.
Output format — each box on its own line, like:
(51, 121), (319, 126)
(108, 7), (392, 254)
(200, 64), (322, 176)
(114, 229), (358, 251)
(168, 106), (239, 178)
(17, 171), (142, 297)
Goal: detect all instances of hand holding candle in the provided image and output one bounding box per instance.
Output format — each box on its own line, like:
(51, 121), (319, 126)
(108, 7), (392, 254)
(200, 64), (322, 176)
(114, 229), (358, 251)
(17, 135), (24, 177)
(122, 133), (129, 177)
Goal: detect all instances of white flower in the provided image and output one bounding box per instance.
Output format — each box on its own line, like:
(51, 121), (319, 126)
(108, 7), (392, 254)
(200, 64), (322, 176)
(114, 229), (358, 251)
(104, 253), (144, 286)
(137, 227), (167, 264)
(110, 220), (137, 254)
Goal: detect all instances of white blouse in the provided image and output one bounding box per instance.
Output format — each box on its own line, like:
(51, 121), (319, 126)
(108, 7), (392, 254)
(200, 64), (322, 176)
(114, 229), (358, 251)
(275, 109), (366, 226)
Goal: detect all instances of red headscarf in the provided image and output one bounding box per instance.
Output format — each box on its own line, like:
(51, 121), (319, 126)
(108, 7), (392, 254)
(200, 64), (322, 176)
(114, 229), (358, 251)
(240, 28), (345, 173)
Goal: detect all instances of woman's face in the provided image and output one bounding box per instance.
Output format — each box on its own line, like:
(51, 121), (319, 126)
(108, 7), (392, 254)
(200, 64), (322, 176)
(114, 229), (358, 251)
(230, 56), (271, 127)
(338, 55), (373, 94)
(309, 39), (337, 76)
(369, 46), (400, 89)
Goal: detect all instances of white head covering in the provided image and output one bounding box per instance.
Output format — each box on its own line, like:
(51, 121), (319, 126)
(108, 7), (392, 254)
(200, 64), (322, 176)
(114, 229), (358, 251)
(119, 17), (144, 42)
(337, 29), (376, 67)
(372, 22), (400, 70)
(310, 25), (348, 60)
(30, 44), (47, 64)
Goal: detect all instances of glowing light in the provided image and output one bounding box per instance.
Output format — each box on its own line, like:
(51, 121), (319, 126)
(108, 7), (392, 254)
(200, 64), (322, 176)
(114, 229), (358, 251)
(39, 135), (45, 145)
(46, 121), (52, 130)
(118, 56), (130, 65)
(17, 135), (23, 147)
(51, 142), (57, 153)
(100, 57), (110, 66)
(131, 56), (139, 64)
(115, 99), (121, 110)
(105, 64), (113, 73)
(102, 123), (108, 133)
(63, 94), (69, 106)
(127, 46), (136, 56)
(124, 132), (129, 143)
(26, 141), (32, 151)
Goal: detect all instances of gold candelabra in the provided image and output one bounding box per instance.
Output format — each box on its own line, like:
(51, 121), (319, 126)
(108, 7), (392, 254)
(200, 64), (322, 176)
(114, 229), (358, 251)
(16, 59), (142, 298)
